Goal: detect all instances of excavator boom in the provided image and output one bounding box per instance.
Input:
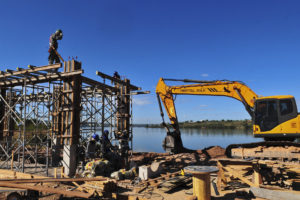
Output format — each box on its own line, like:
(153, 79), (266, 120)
(156, 78), (258, 153)
(156, 78), (258, 129)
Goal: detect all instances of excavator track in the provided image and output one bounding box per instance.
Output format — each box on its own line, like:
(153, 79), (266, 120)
(226, 141), (300, 161)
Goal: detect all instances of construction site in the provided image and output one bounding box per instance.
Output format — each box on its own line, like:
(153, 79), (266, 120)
(0, 60), (299, 200)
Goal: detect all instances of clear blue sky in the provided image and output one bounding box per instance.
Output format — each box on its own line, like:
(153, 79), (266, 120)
(1, 0), (300, 123)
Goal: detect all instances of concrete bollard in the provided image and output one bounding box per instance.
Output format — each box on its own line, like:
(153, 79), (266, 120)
(139, 165), (152, 180)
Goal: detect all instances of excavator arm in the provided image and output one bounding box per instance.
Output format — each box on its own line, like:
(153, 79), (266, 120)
(156, 78), (258, 128)
(156, 78), (258, 153)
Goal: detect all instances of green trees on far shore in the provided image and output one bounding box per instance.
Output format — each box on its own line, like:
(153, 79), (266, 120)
(136, 119), (252, 130)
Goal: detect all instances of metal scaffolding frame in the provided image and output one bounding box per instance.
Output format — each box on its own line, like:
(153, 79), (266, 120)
(0, 60), (142, 176)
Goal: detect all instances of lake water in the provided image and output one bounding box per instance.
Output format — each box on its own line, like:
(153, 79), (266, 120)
(132, 127), (263, 152)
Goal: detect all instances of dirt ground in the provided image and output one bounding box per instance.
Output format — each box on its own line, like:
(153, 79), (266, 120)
(1, 146), (273, 199)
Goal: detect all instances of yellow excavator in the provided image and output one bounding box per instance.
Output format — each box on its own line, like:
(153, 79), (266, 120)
(156, 78), (300, 159)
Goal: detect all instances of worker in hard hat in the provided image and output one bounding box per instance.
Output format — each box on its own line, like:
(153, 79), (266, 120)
(86, 133), (100, 159)
(100, 130), (112, 158)
(48, 29), (63, 65)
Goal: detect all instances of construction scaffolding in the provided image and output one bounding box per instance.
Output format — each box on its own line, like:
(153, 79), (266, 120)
(0, 60), (143, 176)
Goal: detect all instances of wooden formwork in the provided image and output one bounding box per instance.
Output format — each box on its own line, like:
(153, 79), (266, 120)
(59, 60), (82, 145)
(0, 60), (144, 174)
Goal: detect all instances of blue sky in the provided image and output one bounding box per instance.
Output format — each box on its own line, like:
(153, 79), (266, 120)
(1, 0), (300, 123)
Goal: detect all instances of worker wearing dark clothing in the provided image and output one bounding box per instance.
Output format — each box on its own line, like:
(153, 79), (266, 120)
(86, 133), (100, 159)
(113, 71), (120, 79)
(100, 130), (111, 158)
(86, 138), (96, 159)
(48, 29), (63, 65)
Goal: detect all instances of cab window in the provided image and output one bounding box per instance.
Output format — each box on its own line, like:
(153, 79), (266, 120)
(280, 99), (293, 115)
(255, 100), (278, 132)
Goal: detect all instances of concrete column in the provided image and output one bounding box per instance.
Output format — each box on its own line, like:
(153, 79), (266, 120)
(51, 137), (62, 167)
(62, 144), (77, 177)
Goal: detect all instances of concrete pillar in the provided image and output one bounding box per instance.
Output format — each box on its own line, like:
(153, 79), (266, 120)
(62, 144), (77, 177)
(51, 137), (62, 167)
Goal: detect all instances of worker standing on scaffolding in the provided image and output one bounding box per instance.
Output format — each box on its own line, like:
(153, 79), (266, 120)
(48, 29), (63, 65)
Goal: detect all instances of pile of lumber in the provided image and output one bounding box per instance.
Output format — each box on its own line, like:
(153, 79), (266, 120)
(81, 179), (117, 196)
(132, 171), (188, 194)
(216, 158), (300, 200)
(158, 175), (191, 192)
(0, 169), (117, 199)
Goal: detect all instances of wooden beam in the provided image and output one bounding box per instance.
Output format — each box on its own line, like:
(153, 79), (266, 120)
(0, 70), (83, 87)
(82, 88), (113, 95)
(96, 71), (140, 90)
(0, 63), (62, 79)
(82, 76), (118, 93)
(130, 91), (150, 95)
(0, 169), (46, 179)
(0, 177), (107, 183)
(222, 166), (255, 187)
(0, 181), (91, 198)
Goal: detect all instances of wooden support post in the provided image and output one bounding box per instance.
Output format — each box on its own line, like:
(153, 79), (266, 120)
(253, 163), (262, 187)
(10, 151), (14, 171)
(61, 167), (64, 178)
(54, 168), (57, 179)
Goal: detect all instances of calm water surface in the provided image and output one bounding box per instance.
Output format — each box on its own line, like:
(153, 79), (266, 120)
(132, 127), (263, 153)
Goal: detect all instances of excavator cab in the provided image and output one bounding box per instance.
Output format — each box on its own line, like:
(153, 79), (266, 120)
(254, 96), (298, 139)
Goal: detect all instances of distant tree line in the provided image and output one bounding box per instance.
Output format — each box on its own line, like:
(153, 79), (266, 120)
(134, 119), (252, 130)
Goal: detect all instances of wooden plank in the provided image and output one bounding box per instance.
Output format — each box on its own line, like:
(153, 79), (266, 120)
(62, 171), (90, 194)
(0, 70), (83, 87)
(159, 176), (191, 192)
(82, 76), (118, 93)
(96, 71), (140, 90)
(217, 161), (227, 190)
(223, 166), (255, 187)
(0, 169), (46, 179)
(0, 63), (62, 79)
(250, 186), (300, 200)
(0, 181), (91, 198)
(0, 177), (107, 183)
(217, 159), (253, 166)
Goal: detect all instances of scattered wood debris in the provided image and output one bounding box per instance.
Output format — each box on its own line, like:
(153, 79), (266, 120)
(0, 169), (117, 199)
(158, 175), (191, 192)
(1, 146), (300, 200)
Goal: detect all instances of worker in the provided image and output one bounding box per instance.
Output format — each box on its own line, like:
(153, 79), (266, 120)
(77, 144), (86, 172)
(113, 71), (120, 79)
(100, 130), (112, 158)
(86, 133), (100, 159)
(48, 29), (63, 65)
